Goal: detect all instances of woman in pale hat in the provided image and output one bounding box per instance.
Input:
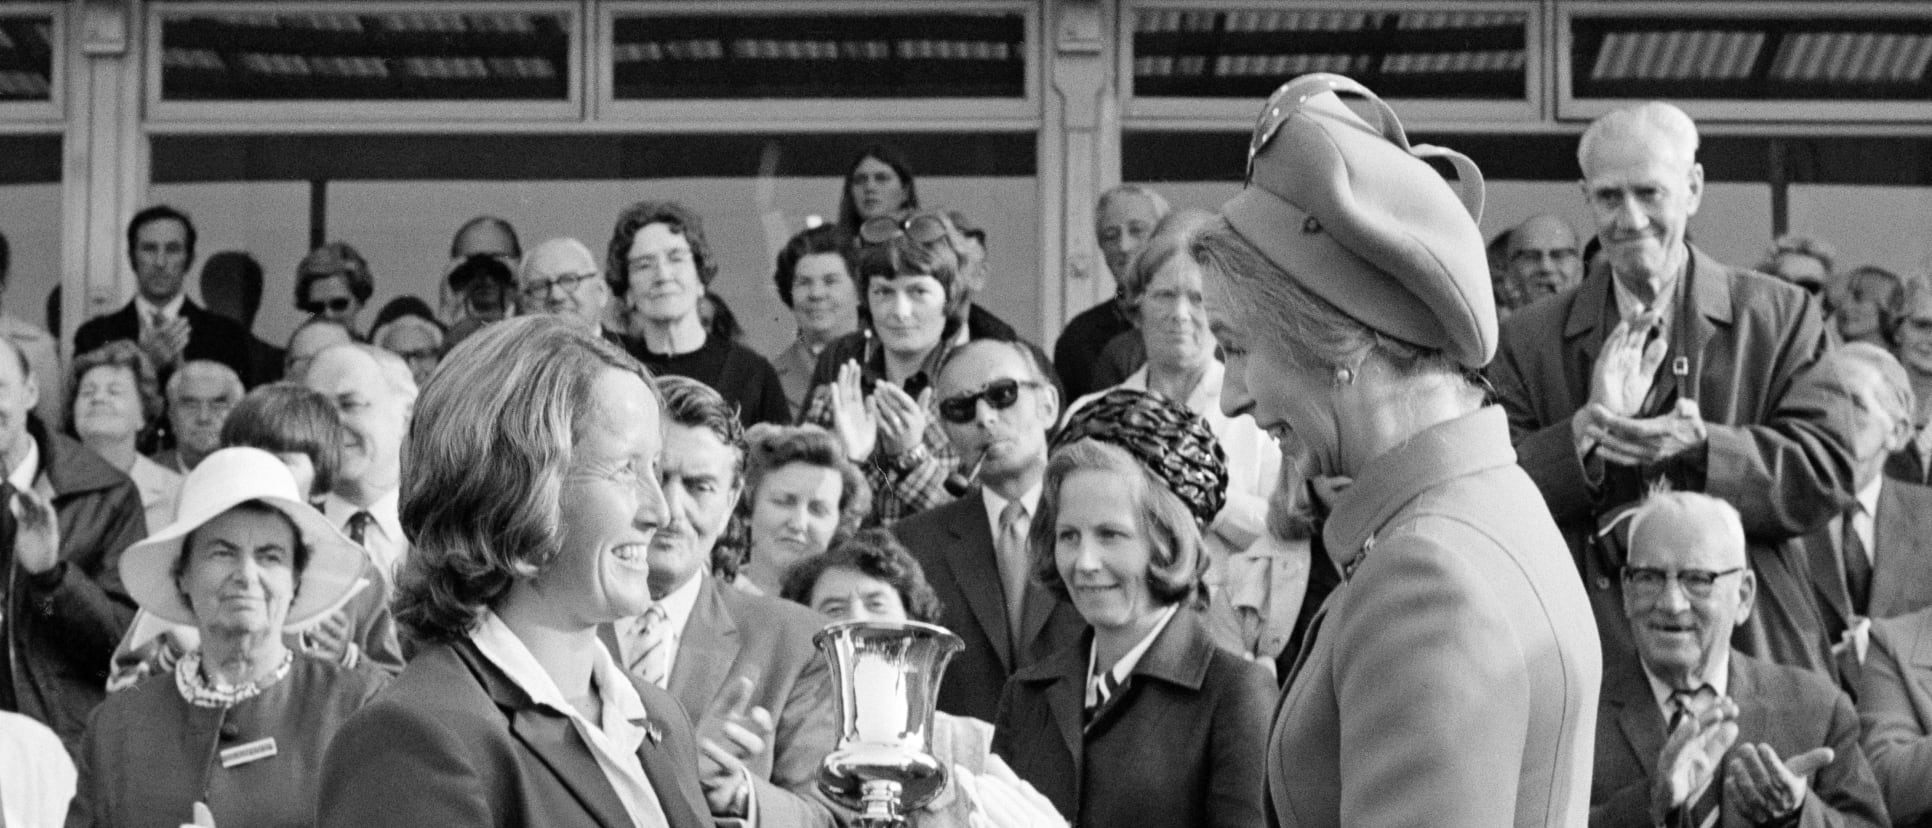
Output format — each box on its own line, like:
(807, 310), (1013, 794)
(1195, 73), (1601, 824)
(69, 447), (383, 828)
(992, 389), (1272, 828)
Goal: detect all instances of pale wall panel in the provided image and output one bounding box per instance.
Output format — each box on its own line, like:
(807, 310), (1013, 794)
(0, 184), (63, 334)
(1787, 185), (1932, 279)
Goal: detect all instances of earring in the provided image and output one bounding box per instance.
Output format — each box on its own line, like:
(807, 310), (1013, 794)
(1334, 367), (1354, 386)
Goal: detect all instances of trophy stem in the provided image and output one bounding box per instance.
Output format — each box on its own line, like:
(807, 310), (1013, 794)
(857, 779), (905, 828)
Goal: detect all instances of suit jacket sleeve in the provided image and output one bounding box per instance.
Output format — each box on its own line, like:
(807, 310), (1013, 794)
(1699, 294), (1850, 541)
(1208, 656), (1273, 828)
(34, 486), (144, 669)
(1334, 526), (1532, 826)
(1856, 629), (1932, 823)
(318, 700), (497, 827)
(748, 647), (839, 828)
(1486, 333), (1597, 526)
(1587, 772), (1654, 828)
(1790, 689), (1888, 828)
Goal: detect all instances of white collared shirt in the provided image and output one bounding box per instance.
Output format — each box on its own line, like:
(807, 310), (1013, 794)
(469, 610), (670, 828)
(7, 437), (39, 493)
(1641, 650), (1731, 723)
(1612, 268), (1680, 345)
(322, 489), (405, 578)
(619, 572), (704, 680)
(134, 294), (187, 331)
(1085, 604), (1179, 708)
(1852, 475), (1883, 564)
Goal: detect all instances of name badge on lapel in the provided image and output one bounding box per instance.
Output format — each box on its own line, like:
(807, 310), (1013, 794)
(219, 737), (278, 768)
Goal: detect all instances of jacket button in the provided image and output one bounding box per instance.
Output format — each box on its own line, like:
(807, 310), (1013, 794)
(1595, 576), (1610, 589)
(219, 724), (240, 740)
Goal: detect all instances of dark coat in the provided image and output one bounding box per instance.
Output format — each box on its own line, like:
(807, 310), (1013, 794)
(893, 490), (1086, 723)
(1053, 301), (1134, 400)
(5, 425), (146, 753)
(601, 576), (839, 827)
(1858, 606), (1932, 827)
(1591, 650), (1888, 828)
(993, 609), (1271, 828)
(67, 654), (382, 828)
(317, 637), (710, 828)
(1489, 246), (1853, 672)
(74, 300), (257, 387)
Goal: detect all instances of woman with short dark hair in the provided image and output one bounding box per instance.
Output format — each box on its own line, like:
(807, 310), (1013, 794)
(770, 225), (860, 415)
(836, 144), (919, 235)
(317, 316), (710, 827)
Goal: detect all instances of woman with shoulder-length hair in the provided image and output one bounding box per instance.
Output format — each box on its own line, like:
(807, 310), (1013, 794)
(1197, 73), (1600, 824)
(992, 389), (1272, 828)
(837, 143), (919, 234)
(714, 422), (871, 594)
(317, 316), (711, 828)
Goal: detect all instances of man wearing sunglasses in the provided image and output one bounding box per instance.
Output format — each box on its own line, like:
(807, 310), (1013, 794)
(75, 206), (255, 387)
(1590, 491), (1885, 827)
(893, 338), (1085, 724)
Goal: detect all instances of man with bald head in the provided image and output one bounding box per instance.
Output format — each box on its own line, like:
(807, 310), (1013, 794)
(304, 343), (416, 579)
(151, 360), (242, 474)
(1490, 101), (1851, 673)
(1505, 214), (1584, 305)
(517, 237), (620, 343)
(1590, 491), (1885, 827)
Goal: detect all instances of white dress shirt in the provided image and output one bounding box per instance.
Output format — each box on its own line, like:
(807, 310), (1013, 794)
(1085, 605), (1179, 708)
(469, 610), (671, 828)
(322, 489), (405, 578)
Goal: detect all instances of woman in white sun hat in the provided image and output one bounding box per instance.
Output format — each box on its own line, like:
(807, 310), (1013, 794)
(67, 447), (383, 828)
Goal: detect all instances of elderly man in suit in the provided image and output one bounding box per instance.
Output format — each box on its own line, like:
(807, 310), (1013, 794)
(1591, 491), (1886, 827)
(74, 206), (254, 386)
(1489, 102), (1852, 673)
(893, 337), (1086, 724)
(1858, 604), (1932, 827)
(608, 376), (837, 827)
(1797, 344), (1932, 684)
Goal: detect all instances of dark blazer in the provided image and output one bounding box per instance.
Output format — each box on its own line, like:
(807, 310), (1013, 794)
(991, 609), (1272, 828)
(1489, 246), (1852, 672)
(5, 425), (146, 753)
(604, 576), (838, 828)
(75, 299), (257, 386)
(1807, 479), (1932, 647)
(1590, 650), (1887, 827)
(894, 490), (1086, 723)
(1856, 606), (1932, 827)
(317, 637), (710, 828)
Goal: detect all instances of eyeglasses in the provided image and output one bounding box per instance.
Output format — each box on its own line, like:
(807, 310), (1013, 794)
(1622, 566), (1745, 600)
(937, 378), (1041, 424)
(300, 297), (354, 315)
(859, 213), (951, 247)
(520, 271), (598, 300)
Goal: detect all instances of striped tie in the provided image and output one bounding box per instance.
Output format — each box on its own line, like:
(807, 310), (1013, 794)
(1084, 670), (1122, 722)
(628, 605), (672, 688)
(1667, 687), (1721, 828)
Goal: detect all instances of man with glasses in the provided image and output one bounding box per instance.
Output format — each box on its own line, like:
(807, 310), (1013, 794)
(893, 337), (1084, 723)
(607, 200), (789, 428)
(75, 205), (255, 386)
(1505, 214), (1585, 305)
(517, 237), (623, 345)
(1590, 491), (1885, 827)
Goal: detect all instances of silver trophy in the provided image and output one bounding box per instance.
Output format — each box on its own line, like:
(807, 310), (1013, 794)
(814, 619), (964, 827)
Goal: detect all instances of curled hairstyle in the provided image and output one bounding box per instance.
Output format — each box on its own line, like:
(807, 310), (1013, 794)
(1117, 209), (1215, 315)
(296, 241), (376, 306)
(395, 316), (656, 643)
(773, 224), (855, 309)
(1029, 438), (1207, 609)
(220, 382), (345, 500)
(67, 340), (164, 434)
(778, 528), (943, 624)
(716, 422), (871, 580)
(837, 143), (920, 233)
(1838, 265), (1907, 342)
(606, 200), (719, 298)
(1758, 234), (1836, 279)
(1192, 215), (1480, 399)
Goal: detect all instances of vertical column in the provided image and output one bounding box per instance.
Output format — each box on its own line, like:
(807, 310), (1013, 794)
(60, 0), (146, 353)
(1038, 0), (1119, 348)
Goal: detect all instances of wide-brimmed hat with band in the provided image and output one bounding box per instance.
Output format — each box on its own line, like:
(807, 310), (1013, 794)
(120, 447), (367, 629)
(1220, 72), (1497, 369)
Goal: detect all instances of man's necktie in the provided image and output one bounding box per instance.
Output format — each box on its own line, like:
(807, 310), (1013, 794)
(346, 511), (373, 547)
(1667, 686), (1721, 828)
(997, 500), (1030, 652)
(1843, 508), (1873, 617)
(629, 605), (672, 688)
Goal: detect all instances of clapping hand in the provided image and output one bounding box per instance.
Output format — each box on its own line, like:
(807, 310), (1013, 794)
(696, 675), (774, 818)
(1650, 695), (1739, 824)
(11, 486), (60, 575)
(1592, 312), (1668, 417)
(871, 382), (932, 459)
(829, 361), (879, 462)
(140, 317), (191, 370)
(1725, 743), (1833, 824)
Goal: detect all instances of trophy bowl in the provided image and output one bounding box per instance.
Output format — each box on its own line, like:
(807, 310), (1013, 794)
(814, 619), (964, 825)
